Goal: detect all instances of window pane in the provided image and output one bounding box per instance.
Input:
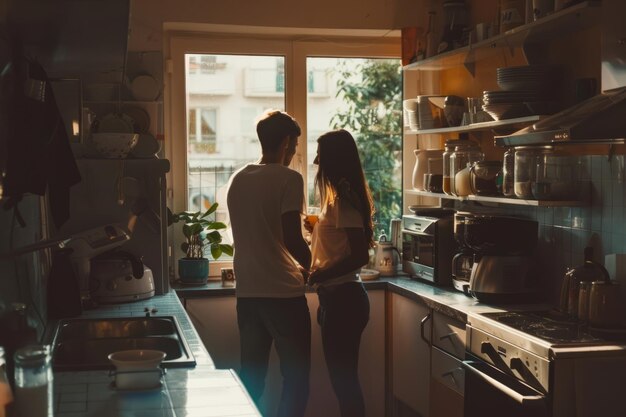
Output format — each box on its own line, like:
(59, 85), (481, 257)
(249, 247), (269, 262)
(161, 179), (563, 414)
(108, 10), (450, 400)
(185, 54), (286, 252)
(306, 57), (402, 237)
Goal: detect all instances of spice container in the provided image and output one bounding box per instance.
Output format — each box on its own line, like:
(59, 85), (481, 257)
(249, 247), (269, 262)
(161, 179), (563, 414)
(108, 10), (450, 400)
(13, 345), (53, 417)
(513, 146), (553, 199)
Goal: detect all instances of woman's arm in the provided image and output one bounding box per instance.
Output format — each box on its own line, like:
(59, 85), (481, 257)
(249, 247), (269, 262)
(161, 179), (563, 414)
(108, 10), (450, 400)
(308, 227), (369, 285)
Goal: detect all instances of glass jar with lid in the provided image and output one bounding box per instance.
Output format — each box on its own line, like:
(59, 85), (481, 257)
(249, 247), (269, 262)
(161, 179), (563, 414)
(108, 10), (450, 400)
(450, 144), (484, 196)
(13, 345), (53, 417)
(502, 147), (516, 197)
(513, 146), (553, 199)
(442, 134), (475, 195)
(534, 154), (581, 200)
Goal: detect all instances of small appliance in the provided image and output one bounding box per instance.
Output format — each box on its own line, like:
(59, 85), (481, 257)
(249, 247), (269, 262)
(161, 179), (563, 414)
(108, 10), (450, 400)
(451, 212), (538, 302)
(468, 255), (536, 304)
(64, 223), (131, 305)
(89, 250), (155, 303)
(401, 209), (455, 285)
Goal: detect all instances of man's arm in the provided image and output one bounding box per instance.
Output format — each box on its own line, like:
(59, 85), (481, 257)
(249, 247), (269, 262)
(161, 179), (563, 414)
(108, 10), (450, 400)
(282, 210), (311, 269)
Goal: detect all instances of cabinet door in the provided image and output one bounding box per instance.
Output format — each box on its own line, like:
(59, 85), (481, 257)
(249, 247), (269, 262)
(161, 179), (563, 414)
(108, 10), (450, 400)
(430, 347), (464, 417)
(392, 292), (432, 416)
(186, 291), (386, 417)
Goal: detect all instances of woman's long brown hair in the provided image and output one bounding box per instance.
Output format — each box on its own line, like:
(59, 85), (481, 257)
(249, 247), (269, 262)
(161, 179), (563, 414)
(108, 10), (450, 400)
(314, 129), (375, 248)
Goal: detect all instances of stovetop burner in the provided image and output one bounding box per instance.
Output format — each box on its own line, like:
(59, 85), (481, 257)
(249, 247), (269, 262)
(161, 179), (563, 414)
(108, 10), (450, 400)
(480, 310), (604, 345)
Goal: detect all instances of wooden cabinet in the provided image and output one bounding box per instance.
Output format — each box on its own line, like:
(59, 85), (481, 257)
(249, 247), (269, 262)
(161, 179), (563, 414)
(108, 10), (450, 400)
(430, 312), (466, 417)
(184, 289), (385, 417)
(391, 292), (432, 416)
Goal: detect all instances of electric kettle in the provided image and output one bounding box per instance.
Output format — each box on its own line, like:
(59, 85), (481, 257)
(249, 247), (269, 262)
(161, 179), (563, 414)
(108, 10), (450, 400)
(374, 232), (397, 277)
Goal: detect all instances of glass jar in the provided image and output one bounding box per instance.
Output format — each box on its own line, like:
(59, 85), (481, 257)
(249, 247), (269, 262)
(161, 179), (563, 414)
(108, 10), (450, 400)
(14, 345), (53, 417)
(0, 347), (13, 417)
(502, 147), (516, 197)
(469, 160), (502, 196)
(442, 135), (475, 195)
(534, 154), (580, 200)
(450, 145), (484, 196)
(513, 146), (553, 199)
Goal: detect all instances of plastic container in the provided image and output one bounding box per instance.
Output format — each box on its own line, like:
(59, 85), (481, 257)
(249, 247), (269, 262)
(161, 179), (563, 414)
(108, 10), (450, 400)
(13, 345), (53, 417)
(513, 146), (552, 199)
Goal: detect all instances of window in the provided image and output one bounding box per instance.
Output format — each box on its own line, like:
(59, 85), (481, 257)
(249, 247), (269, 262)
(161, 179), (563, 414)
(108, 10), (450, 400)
(168, 31), (401, 272)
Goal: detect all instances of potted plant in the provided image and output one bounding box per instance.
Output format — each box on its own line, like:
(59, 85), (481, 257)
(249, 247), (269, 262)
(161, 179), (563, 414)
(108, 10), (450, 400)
(172, 202), (233, 283)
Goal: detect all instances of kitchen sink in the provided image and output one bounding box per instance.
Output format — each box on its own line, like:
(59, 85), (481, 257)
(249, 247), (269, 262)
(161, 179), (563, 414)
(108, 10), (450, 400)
(50, 316), (196, 370)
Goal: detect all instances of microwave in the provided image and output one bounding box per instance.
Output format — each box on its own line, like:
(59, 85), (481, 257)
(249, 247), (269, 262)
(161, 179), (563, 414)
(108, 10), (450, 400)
(401, 214), (455, 286)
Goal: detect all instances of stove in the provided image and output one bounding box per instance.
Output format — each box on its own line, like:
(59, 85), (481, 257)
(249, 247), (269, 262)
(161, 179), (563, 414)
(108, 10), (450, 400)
(465, 309), (626, 417)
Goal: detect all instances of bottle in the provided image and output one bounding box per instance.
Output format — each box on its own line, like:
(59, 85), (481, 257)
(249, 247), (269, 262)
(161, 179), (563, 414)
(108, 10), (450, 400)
(425, 11), (438, 58)
(13, 345), (53, 417)
(0, 347), (13, 417)
(0, 304), (37, 389)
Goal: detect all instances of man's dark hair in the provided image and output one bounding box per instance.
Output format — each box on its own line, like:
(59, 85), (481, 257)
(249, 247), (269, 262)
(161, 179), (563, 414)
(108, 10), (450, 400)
(256, 110), (301, 153)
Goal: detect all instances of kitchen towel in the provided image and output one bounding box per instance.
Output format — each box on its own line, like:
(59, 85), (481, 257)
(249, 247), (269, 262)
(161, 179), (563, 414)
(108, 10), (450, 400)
(1, 51), (81, 228)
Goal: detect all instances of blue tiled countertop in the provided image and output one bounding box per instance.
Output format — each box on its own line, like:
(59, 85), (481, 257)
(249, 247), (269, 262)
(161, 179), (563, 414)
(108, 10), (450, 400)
(47, 292), (262, 417)
(49, 276), (547, 417)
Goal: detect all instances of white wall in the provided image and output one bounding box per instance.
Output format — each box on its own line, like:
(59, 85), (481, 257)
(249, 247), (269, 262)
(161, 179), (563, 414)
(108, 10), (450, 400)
(129, 0), (430, 51)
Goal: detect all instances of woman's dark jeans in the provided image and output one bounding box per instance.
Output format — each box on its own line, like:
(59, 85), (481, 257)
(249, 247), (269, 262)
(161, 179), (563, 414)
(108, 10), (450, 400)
(317, 282), (370, 417)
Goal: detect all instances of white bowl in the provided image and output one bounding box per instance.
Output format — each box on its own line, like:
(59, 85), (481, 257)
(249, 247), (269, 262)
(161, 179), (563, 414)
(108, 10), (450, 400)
(108, 349), (165, 390)
(91, 133), (139, 159)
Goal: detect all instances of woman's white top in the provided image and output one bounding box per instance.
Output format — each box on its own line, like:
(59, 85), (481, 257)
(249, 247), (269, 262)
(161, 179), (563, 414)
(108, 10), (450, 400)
(310, 197), (364, 288)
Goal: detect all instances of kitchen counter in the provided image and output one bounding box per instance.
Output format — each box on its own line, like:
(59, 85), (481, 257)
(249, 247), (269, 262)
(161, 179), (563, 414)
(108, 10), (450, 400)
(173, 275), (549, 322)
(48, 292), (261, 417)
(50, 276), (552, 417)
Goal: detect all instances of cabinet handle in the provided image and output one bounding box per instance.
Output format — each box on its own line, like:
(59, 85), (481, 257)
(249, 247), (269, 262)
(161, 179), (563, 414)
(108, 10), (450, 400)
(420, 312), (432, 347)
(442, 367), (463, 388)
(439, 331), (458, 341)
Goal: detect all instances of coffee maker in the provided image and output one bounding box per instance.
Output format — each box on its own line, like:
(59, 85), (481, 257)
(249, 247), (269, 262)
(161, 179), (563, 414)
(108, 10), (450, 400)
(452, 212), (539, 303)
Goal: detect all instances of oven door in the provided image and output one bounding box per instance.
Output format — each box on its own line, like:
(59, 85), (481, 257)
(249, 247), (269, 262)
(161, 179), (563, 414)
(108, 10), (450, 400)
(463, 355), (549, 417)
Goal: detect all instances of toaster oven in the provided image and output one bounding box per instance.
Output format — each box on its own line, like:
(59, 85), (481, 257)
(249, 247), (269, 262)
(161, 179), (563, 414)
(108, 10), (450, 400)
(401, 214), (455, 286)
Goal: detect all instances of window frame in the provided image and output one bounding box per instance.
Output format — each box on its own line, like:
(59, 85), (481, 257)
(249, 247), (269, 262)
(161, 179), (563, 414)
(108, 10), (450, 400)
(166, 30), (400, 277)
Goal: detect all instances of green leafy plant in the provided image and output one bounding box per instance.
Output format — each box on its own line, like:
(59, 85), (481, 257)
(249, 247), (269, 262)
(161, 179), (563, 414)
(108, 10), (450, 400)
(330, 59), (403, 235)
(172, 203), (233, 260)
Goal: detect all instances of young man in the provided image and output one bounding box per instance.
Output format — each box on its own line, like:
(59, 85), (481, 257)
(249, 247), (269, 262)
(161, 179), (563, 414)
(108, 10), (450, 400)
(226, 110), (311, 417)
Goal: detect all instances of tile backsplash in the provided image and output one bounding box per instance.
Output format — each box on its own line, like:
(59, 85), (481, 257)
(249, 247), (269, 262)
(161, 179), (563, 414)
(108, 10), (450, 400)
(456, 154), (626, 305)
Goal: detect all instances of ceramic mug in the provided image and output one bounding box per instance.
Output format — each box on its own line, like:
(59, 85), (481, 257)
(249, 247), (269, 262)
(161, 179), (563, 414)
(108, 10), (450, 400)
(221, 268), (236, 287)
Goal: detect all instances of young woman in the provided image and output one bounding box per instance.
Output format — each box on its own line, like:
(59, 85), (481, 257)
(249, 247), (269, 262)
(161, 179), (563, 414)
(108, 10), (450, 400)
(305, 129), (374, 417)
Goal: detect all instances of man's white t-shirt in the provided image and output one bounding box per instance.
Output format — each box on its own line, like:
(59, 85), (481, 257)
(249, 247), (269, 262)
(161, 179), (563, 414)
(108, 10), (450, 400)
(226, 163), (306, 298)
(310, 197), (364, 287)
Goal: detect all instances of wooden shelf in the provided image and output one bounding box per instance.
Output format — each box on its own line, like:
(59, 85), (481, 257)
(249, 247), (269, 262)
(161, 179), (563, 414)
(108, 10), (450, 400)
(404, 189), (587, 207)
(404, 116), (542, 136)
(403, 1), (601, 71)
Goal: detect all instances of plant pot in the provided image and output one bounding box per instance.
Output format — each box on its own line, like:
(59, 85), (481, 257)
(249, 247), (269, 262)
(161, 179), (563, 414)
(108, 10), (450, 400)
(178, 258), (209, 284)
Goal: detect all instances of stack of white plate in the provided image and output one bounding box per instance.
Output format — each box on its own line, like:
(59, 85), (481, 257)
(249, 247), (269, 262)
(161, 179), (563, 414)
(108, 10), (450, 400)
(482, 65), (561, 120)
(496, 65), (556, 92)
